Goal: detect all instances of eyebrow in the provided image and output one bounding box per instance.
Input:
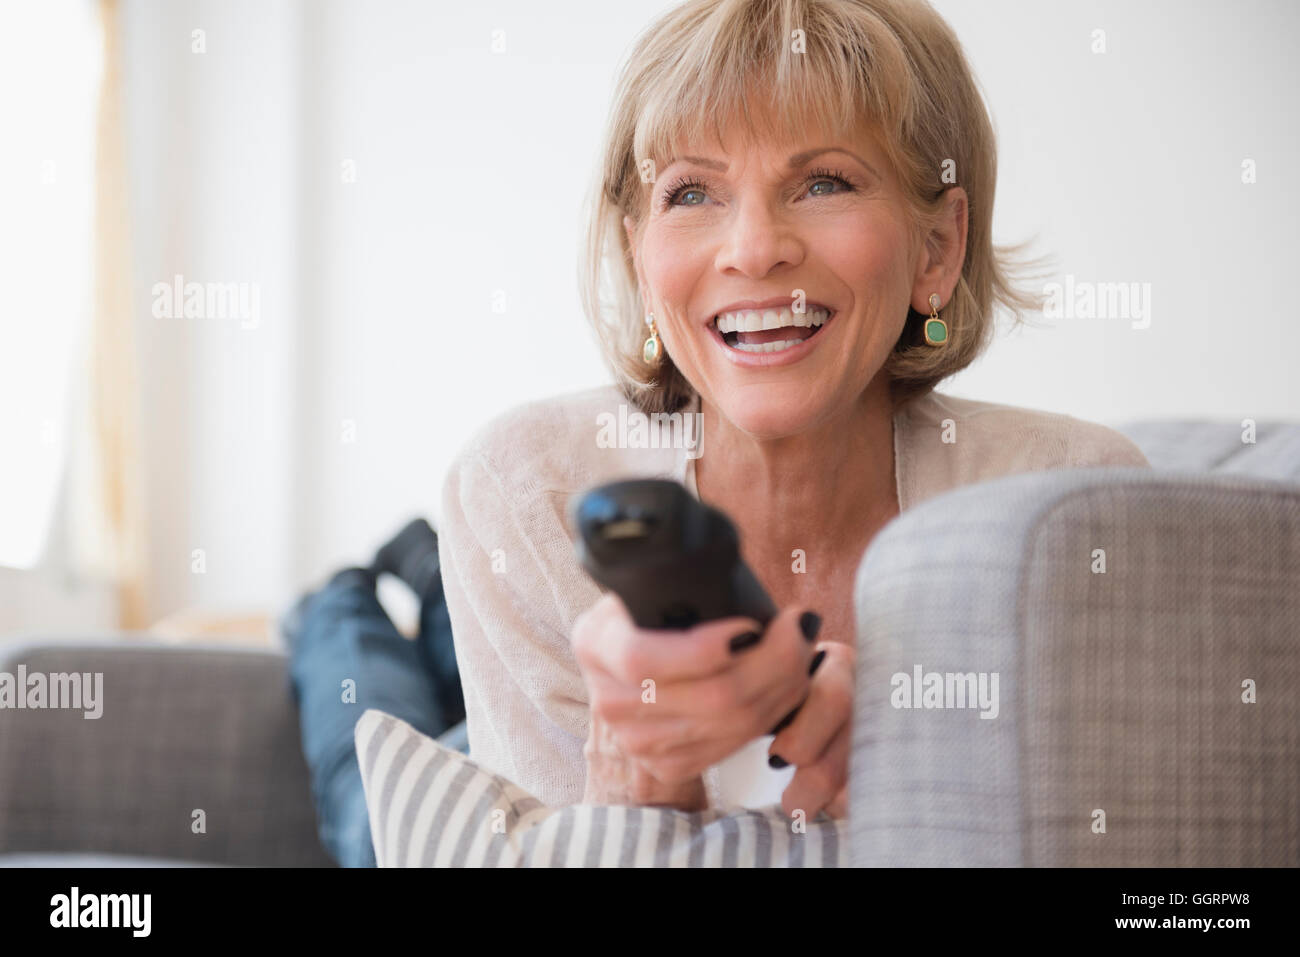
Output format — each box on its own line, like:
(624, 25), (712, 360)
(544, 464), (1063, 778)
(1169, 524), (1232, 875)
(791, 147), (879, 177)
(668, 147), (880, 179)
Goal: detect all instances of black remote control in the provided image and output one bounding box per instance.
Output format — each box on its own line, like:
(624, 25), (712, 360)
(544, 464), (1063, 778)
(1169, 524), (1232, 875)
(570, 478), (776, 631)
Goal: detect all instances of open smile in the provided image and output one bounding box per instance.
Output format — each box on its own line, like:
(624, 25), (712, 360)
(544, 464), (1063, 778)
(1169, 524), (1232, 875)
(707, 302), (836, 365)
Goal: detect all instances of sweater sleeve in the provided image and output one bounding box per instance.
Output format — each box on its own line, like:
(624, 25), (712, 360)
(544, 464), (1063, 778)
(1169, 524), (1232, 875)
(1067, 423), (1151, 469)
(437, 442), (592, 808)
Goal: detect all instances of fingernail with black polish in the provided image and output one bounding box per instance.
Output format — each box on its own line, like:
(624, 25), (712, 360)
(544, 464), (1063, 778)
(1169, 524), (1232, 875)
(808, 649), (826, 676)
(770, 704), (801, 736)
(799, 611), (822, 643)
(728, 630), (761, 654)
(768, 754), (789, 769)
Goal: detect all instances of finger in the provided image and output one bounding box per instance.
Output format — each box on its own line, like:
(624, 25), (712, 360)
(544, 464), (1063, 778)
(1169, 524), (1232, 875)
(583, 655), (793, 760)
(609, 671), (811, 784)
(780, 720), (851, 820)
(767, 642), (853, 767)
(766, 642), (828, 735)
(636, 731), (757, 783)
(699, 603), (818, 714)
(609, 654), (810, 771)
(716, 606), (823, 740)
(598, 700), (760, 782)
(570, 593), (629, 677)
(582, 595), (768, 685)
(635, 604), (816, 732)
(622, 598), (822, 688)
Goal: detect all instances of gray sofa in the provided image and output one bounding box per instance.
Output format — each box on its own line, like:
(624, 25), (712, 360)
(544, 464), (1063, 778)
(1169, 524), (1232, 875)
(2, 419), (1296, 866)
(851, 467), (1299, 866)
(0, 641), (335, 867)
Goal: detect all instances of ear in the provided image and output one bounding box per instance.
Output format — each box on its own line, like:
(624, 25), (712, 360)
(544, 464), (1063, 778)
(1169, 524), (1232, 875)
(910, 186), (968, 313)
(624, 214), (650, 314)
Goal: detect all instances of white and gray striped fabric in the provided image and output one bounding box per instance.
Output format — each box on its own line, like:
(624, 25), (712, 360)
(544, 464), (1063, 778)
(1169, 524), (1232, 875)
(355, 709), (846, 867)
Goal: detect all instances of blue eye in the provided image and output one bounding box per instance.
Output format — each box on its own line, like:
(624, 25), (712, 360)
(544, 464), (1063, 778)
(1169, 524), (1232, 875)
(662, 178), (707, 208)
(805, 168), (855, 197)
(658, 167), (856, 211)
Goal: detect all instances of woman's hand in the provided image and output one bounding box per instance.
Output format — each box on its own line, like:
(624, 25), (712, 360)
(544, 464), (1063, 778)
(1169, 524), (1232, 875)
(572, 592), (818, 810)
(768, 639), (855, 820)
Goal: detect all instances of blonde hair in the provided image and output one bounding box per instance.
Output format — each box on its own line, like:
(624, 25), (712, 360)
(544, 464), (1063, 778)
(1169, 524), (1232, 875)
(579, 0), (1038, 413)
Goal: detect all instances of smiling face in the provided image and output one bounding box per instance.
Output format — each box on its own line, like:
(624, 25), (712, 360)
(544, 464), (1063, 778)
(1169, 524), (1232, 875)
(625, 109), (924, 439)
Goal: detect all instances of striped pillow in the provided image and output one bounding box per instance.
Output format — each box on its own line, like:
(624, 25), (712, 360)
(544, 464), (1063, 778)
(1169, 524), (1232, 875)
(355, 709), (846, 867)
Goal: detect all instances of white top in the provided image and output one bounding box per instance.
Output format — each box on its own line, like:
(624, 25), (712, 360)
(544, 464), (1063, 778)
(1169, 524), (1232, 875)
(437, 385), (1149, 810)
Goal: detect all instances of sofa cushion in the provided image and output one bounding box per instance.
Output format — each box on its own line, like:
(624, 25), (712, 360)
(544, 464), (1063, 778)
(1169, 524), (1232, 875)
(355, 709), (845, 867)
(0, 639), (334, 867)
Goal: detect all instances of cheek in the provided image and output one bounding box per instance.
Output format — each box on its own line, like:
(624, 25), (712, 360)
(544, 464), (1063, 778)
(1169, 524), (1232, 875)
(640, 226), (710, 346)
(642, 227), (705, 307)
(819, 219), (914, 361)
(820, 216), (913, 302)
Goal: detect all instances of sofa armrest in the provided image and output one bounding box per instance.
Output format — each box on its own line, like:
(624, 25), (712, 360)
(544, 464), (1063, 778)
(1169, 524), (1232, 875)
(849, 468), (1300, 866)
(0, 638), (334, 866)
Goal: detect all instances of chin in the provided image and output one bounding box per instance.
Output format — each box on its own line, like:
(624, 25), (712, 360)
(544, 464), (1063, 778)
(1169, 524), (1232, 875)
(711, 384), (830, 440)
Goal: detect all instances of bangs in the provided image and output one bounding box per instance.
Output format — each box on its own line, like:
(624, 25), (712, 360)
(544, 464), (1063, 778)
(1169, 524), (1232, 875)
(630, 0), (916, 185)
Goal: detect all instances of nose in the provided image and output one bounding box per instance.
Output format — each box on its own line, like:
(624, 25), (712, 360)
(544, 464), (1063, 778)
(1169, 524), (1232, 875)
(713, 194), (804, 279)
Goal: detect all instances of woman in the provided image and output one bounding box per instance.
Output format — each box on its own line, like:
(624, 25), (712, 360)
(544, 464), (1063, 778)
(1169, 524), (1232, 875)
(438, 0), (1148, 821)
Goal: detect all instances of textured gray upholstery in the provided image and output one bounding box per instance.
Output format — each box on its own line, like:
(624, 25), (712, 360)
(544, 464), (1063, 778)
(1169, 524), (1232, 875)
(0, 853), (219, 867)
(1119, 419), (1300, 481)
(850, 468), (1300, 866)
(0, 639), (334, 867)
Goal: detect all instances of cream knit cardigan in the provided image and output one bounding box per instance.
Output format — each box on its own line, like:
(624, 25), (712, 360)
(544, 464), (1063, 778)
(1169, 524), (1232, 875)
(436, 386), (1149, 809)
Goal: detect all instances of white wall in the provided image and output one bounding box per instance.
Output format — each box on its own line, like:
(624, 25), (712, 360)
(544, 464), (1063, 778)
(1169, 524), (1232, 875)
(35, 0), (1300, 627)
(935, 0), (1300, 423)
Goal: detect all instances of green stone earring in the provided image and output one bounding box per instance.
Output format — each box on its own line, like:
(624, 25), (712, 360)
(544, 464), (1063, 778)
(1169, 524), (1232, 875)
(643, 313), (663, 365)
(924, 293), (949, 347)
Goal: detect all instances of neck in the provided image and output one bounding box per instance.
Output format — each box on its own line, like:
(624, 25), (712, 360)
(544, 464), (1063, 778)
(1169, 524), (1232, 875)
(694, 376), (900, 573)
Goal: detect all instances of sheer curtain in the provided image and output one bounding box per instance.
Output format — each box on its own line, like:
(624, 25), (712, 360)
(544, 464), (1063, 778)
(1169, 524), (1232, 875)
(0, 0), (135, 634)
(72, 0), (148, 627)
(0, 1), (100, 571)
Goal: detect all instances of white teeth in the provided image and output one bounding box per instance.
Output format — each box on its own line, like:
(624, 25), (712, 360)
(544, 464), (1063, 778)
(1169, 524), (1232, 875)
(731, 339), (803, 353)
(716, 306), (830, 334)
